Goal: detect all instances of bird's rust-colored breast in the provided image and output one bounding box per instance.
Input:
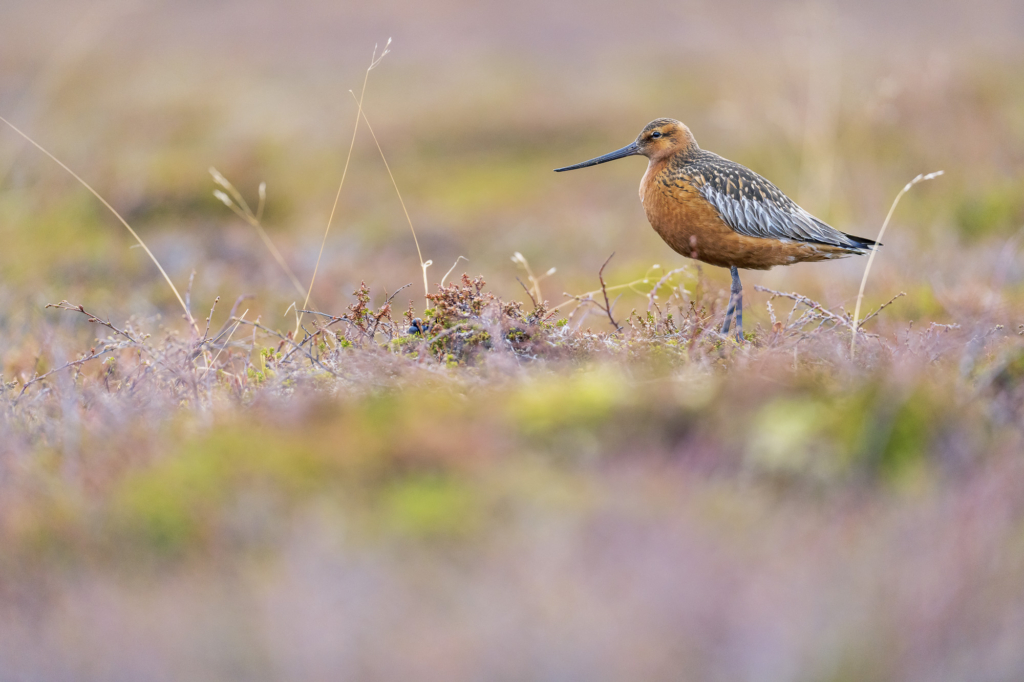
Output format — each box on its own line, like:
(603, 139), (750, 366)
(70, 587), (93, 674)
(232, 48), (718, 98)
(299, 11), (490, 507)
(639, 161), (854, 270)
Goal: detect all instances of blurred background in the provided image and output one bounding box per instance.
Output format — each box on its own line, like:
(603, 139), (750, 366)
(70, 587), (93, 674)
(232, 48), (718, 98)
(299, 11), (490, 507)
(3, 2), (1024, 681)
(2, 0), (1023, 327)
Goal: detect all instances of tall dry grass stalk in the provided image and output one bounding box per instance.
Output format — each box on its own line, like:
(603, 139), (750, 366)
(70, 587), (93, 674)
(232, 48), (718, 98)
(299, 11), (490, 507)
(350, 94), (431, 304)
(851, 170), (943, 355)
(0, 114), (197, 333)
(210, 169), (308, 302)
(301, 39), (391, 328)
(441, 256), (468, 287)
(511, 252), (556, 303)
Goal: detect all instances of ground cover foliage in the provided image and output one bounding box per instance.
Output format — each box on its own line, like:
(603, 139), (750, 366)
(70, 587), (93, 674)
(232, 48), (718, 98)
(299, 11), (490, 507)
(2, 263), (1024, 681)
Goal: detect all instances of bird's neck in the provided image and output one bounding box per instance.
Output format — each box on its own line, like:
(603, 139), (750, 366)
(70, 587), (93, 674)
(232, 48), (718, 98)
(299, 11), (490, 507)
(640, 156), (670, 202)
(673, 138), (701, 164)
(663, 143), (702, 174)
(649, 137), (700, 167)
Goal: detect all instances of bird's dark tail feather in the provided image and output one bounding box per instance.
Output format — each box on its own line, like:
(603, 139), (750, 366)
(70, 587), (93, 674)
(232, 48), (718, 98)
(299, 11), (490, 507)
(842, 232), (879, 251)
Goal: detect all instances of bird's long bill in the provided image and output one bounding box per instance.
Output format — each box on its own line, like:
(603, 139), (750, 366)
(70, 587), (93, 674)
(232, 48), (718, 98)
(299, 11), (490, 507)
(553, 141), (640, 172)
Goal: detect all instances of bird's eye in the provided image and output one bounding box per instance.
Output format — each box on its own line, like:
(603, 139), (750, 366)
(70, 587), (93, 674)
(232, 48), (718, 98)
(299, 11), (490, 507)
(651, 131), (662, 138)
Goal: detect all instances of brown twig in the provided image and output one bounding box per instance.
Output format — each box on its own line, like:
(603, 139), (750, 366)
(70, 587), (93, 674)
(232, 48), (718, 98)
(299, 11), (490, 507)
(370, 283), (412, 338)
(210, 295), (254, 340)
(598, 253), (621, 332)
(203, 296), (221, 342)
(45, 301), (138, 343)
(516, 277), (540, 310)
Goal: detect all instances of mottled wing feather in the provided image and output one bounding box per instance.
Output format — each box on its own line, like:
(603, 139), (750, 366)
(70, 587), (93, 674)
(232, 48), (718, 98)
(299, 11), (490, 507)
(687, 153), (869, 251)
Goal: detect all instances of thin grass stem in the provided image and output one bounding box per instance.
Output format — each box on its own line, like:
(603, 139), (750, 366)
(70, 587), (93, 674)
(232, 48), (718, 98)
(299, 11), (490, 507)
(211, 170), (307, 300)
(0, 115), (197, 332)
(349, 93), (431, 304)
(851, 170), (943, 356)
(441, 256), (468, 287)
(301, 39), (391, 330)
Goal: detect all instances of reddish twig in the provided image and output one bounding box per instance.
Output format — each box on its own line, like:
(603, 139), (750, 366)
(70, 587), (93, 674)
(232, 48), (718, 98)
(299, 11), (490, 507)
(598, 253), (621, 332)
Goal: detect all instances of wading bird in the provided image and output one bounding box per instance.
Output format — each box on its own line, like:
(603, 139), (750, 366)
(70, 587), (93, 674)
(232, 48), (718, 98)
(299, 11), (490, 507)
(555, 119), (876, 339)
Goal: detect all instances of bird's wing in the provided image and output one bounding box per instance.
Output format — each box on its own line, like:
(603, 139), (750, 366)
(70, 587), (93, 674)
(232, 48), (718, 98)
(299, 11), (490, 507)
(691, 156), (867, 250)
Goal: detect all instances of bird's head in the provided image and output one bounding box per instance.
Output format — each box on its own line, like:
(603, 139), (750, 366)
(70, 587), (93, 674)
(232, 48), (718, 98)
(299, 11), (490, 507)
(554, 118), (697, 172)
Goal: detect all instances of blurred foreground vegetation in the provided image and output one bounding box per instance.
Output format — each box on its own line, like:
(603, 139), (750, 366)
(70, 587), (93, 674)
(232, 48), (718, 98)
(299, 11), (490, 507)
(2, 272), (1024, 680)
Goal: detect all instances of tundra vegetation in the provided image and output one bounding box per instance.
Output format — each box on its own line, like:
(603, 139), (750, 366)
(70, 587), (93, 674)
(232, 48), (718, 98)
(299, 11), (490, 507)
(1, 1), (1023, 679)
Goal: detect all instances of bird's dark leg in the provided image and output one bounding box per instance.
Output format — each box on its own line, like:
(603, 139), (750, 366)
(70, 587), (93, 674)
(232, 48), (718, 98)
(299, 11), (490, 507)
(720, 266), (743, 339)
(721, 294), (736, 335)
(733, 267), (744, 340)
